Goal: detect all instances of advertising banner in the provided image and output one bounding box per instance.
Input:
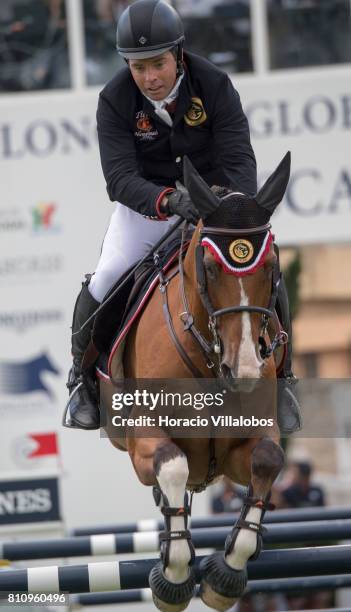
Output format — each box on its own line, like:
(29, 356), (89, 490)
(0, 67), (350, 528)
(0, 92), (108, 478)
(0, 477), (61, 526)
(240, 66), (351, 245)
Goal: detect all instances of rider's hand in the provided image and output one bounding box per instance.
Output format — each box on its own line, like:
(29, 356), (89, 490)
(164, 189), (200, 224)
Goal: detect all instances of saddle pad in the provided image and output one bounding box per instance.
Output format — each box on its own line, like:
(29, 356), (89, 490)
(93, 227), (193, 352)
(96, 244), (187, 381)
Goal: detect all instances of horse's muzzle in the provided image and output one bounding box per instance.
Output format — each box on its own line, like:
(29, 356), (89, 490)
(220, 362), (262, 393)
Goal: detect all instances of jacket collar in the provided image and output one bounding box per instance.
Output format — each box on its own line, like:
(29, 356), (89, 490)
(140, 70), (192, 128)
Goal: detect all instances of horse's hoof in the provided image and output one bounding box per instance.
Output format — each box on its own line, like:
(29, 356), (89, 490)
(199, 553), (247, 611)
(151, 594), (191, 612)
(149, 562), (196, 611)
(200, 582), (239, 612)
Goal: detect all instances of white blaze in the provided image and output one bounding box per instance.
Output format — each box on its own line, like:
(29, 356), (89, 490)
(236, 279), (262, 378)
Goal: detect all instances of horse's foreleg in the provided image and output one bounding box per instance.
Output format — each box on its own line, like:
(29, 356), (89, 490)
(225, 437), (284, 567)
(154, 443), (193, 582)
(200, 437), (284, 611)
(130, 438), (196, 612)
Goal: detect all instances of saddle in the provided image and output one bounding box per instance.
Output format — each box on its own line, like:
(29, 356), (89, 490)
(93, 227), (193, 377)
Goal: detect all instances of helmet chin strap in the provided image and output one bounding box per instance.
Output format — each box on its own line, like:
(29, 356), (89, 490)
(176, 43), (184, 76)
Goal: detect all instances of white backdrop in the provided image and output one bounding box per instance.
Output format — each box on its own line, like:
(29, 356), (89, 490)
(242, 65), (351, 244)
(0, 65), (350, 532)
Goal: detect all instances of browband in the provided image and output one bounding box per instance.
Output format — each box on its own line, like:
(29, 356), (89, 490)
(200, 223), (271, 237)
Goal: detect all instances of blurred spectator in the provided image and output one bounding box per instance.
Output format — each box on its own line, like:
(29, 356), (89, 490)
(211, 478), (243, 514)
(280, 461), (325, 508)
(267, 0), (351, 69)
(83, 0), (253, 86)
(94, 0), (130, 22)
(278, 461), (331, 610)
(181, 0), (252, 74)
(0, 0), (70, 92)
(236, 592), (289, 612)
(84, 0), (130, 85)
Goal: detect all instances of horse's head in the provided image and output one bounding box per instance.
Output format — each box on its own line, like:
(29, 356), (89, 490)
(184, 153), (290, 385)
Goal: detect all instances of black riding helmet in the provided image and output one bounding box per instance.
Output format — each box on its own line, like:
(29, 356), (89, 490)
(116, 0), (185, 74)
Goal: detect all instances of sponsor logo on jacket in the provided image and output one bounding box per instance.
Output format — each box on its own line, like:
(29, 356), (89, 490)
(134, 111), (159, 141)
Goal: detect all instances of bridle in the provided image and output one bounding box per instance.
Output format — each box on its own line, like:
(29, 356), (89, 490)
(169, 221), (288, 379)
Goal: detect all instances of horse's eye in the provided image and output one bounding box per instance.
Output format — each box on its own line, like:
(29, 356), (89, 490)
(264, 253), (277, 276)
(264, 260), (274, 274)
(205, 262), (219, 281)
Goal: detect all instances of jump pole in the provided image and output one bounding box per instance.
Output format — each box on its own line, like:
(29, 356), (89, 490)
(2, 519), (351, 561)
(70, 506), (351, 536)
(72, 574), (351, 606)
(0, 546), (351, 594)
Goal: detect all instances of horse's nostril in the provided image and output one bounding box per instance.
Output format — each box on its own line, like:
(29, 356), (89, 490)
(221, 362), (233, 379)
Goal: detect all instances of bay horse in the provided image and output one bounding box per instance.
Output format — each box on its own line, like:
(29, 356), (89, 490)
(99, 153), (291, 611)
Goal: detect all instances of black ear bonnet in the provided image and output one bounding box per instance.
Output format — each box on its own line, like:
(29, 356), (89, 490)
(201, 193), (273, 276)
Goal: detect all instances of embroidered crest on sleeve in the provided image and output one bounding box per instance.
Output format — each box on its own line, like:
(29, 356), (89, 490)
(184, 97), (207, 126)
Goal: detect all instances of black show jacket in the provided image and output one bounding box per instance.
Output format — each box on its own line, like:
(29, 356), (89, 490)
(97, 51), (257, 218)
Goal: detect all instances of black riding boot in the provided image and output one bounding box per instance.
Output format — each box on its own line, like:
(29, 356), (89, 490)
(276, 275), (302, 434)
(62, 281), (101, 430)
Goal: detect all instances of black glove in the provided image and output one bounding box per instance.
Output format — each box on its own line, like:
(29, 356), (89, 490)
(166, 189), (200, 224)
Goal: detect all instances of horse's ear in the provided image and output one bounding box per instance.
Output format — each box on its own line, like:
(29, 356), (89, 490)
(255, 152), (291, 214)
(183, 156), (221, 218)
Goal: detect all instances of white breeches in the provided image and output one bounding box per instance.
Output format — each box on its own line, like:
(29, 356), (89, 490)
(88, 202), (179, 303)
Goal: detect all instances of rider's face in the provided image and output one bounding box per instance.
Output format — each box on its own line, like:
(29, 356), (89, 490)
(129, 51), (177, 101)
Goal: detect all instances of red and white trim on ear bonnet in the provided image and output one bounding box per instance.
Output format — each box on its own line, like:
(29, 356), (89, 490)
(200, 189), (274, 276)
(201, 230), (273, 276)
